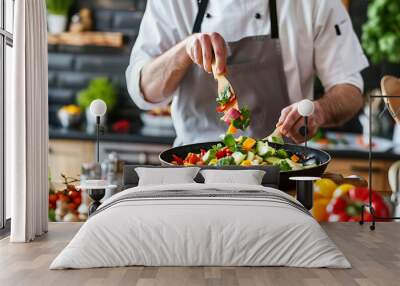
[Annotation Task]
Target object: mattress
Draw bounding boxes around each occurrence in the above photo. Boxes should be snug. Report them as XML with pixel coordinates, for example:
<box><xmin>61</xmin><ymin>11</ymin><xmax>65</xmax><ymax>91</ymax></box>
<box><xmin>50</xmin><ymin>183</ymin><xmax>351</xmax><ymax>269</ymax></box>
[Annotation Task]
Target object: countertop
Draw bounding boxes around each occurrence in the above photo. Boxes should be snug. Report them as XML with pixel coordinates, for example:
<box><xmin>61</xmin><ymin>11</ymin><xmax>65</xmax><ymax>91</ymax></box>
<box><xmin>49</xmin><ymin>126</ymin><xmax>175</xmax><ymax>145</ymax></box>
<box><xmin>49</xmin><ymin>126</ymin><xmax>400</xmax><ymax>160</ymax></box>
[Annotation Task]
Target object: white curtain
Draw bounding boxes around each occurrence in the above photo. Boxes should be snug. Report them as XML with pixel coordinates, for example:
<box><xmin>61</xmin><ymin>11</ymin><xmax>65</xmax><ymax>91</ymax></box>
<box><xmin>8</xmin><ymin>0</ymin><xmax>48</xmax><ymax>242</ymax></box>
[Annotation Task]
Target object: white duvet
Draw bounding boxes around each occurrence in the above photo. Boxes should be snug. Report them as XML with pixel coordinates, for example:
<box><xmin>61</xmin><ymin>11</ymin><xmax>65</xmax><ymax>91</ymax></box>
<box><xmin>50</xmin><ymin>183</ymin><xmax>351</xmax><ymax>269</ymax></box>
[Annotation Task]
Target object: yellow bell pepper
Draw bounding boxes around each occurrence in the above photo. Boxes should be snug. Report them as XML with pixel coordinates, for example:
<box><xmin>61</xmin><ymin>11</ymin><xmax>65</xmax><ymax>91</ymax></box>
<box><xmin>242</xmin><ymin>137</ymin><xmax>256</xmax><ymax>151</ymax></box>
<box><xmin>241</xmin><ymin>160</ymin><xmax>252</xmax><ymax>166</ymax></box>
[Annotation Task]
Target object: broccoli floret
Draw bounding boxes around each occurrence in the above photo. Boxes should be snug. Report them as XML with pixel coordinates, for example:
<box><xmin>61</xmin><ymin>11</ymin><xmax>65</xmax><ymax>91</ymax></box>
<box><xmin>274</xmin><ymin>159</ymin><xmax>292</xmax><ymax>171</ymax></box>
<box><xmin>276</xmin><ymin>149</ymin><xmax>289</xmax><ymax>159</ymax></box>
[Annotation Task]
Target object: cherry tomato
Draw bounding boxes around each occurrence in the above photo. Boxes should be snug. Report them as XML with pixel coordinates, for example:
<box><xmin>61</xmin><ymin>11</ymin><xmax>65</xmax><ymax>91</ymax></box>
<box><xmin>49</xmin><ymin>194</ymin><xmax>58</xmax><ymax>204</ymax></box>
<box><xmin>59</xmin><ymin>193</ymin><xmax>70</xmax><ymax>202</ymax></box>
<box><xmin>68</xmin><ymin>190</ymin><xmax>79</xmax><ymax>200</ymax></box>
<box><xmin>67</xmin><ymin>185</ymin><xmax>76</xmax><ymax>192</ymax></box>
<box><xmin>68</xmin><ymin>202</ymin><xmax>78</xmax><ymax>211</ymax></box>
<box><xmin>73</xmin><ymin>197</ymin><xmax>82</xmax><ymax>206</ymax></box>
<box><xmin>49</xmin><ymin>202</ymin><xmax>56</xmax><ymax>210</ymax></box>
<box><xmin>200</xmin><ymin>149</ymin><xmax>207</xmax><ymax>156</ymax></box>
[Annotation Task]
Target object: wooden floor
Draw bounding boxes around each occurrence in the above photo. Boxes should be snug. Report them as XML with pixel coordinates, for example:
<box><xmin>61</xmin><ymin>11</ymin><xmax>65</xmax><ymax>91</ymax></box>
<box><xmin>0</xmin><ymin>222</ymin><xmax>399</xmax><ymax>286</ymax></box>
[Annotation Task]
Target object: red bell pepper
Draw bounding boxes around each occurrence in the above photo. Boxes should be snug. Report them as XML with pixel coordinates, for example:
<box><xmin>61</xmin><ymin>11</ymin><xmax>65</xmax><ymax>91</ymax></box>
<box><xmin>372</xmin><ymin>200</ymin><xmax>390</xmax><ymax>219</ymax></box>
<box><xmin>216</xmin><ymin>95</ymin><xmax>237</xmax><ymax>113</ymax></box>
<box><xmin>326</xmin><ymin>197</ymin><xmax>347</xmax><ymax>214</ymax></box>
<box><xmin>323</xmin><ymin>186</ymin><xmax>390</xmax><ymax>222</ymax></box>
<box><xmin>186</xmin><ymin>153</ymin><xmax>201</xmax><ymax>165</ymax></box>
<box><xmin>349</xmin><ymin>187</ymin><xmax>369</xmax><ymax>202</ymax></box>
<box><xmin>172</xmin><ymin>154</ymin><xmax>184</xmax><ymax>165</ymax></box>
<box><xmin>215</xmin><ymin>147</ymin><xmax>232</xmax><ymax>159</ymax></box>
<box><xmin>328</xmin><ymin>211</ymin><xmax>350</xmax><ymax>222</ymax></box>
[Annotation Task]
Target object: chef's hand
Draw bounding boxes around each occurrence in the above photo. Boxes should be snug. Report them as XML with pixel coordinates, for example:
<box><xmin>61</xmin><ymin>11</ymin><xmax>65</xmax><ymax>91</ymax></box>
<box><xmin>277</xmin><ymin>101</ymin><xmax>326</xmax><ymax>144</ymax></box>
<box><xmin>185</xmin><ymin>32</ymin><xmax>227</xmax><ymax>75</ymax></box>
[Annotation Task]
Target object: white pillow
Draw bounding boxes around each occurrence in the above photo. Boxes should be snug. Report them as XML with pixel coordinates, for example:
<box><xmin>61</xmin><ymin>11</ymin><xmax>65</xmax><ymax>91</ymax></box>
<box><xmin>135</xmin><ymin>167</ymin><xmax>200</xmax><ymax>186</ymax></box>
<box><xmin>200</xmin><ymin>169</ymin><xmax>266</xmax><ymax>185</ymax></box>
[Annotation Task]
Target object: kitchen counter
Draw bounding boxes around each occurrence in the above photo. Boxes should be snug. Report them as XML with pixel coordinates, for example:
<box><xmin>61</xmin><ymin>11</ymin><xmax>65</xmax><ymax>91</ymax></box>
<box><xmin>322</xmin><ymin>148</ymin><xmax>400</xmax><ymax>160</ymax></box>
<box><xmin>49</xmin><ymin>126</ymin><xmax>175</xmax><ymax>145</ymax></box>
<box><xmin>49</xmin><ymin>127</ymin><xmax>400</xmax><ymax>160</ymax></box>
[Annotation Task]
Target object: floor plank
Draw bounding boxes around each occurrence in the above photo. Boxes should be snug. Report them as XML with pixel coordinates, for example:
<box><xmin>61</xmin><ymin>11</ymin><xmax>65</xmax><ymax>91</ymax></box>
<box><xmin>0</xmin><ymin>222</ymin><xmax>399</xmax><ymax>286</ymax></box>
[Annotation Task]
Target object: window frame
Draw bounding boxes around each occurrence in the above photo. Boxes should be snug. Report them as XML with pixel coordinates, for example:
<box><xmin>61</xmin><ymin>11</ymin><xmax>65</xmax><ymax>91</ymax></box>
<box><xmin>0</xmin><ymin>0</ymin><xmax>13</xmax><ymax>232</ymax></box>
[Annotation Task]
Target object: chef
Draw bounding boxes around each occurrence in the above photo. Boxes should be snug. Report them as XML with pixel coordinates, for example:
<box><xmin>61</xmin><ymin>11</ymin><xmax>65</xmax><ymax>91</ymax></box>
<box><xmin>126</xmin><ymin>0</ymin><xmax>369</xmax><ymax>146</ymax></box>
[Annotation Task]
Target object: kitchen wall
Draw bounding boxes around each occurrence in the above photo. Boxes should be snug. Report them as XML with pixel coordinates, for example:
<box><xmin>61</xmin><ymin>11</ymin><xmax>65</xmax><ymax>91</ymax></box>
<box><xmin>48</xmin><ymin>0</ymin><xmax>396</xmax><ymax>134</ymax></box>
<box><xmin>48</xmin><ymin>0</ymin><xmax>146</xmax><ymax>126</ymax></box>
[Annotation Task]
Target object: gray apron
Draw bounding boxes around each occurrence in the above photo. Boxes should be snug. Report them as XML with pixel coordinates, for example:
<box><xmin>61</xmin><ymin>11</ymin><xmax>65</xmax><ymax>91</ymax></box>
<box><xmin>172</xmin><ymin>0</ymin><xmax>290</xmax><ymax>146</ymax></box>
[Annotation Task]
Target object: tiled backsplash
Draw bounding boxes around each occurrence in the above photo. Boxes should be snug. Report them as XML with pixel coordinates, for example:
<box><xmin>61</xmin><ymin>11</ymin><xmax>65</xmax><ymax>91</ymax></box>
<box><xmin>48</xmin><ymin>3</ymin><xmax>147</xmax><ymax>125</ymax></box>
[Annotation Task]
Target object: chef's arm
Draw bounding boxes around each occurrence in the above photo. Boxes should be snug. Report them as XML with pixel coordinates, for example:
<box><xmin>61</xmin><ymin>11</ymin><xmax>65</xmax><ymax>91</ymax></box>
<box><xmin>317</xmin><ymin>84</ymin><xmax>363</xmax><ymax>127</ymax></box>
<box><xmin>140</xmin><ymin>33</ymin><xmax>227</xmax><ymax>104</ymax></box>
<box><xmin>279</xmin><ymin>84</ymin><xmax>363</xmax><ymax>143</ymax></box>
<box><xmin>140</xmin><ymin>40</ymin><xmax>192</xmax><ymax>104</ymax></box>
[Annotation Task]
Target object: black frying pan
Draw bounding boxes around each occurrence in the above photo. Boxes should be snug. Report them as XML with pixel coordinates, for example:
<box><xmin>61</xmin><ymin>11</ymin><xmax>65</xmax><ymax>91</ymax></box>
<box><xmin>159</xmin><ymin>141</ymin><xmax>331</xmax><ymax>191</ymax></box>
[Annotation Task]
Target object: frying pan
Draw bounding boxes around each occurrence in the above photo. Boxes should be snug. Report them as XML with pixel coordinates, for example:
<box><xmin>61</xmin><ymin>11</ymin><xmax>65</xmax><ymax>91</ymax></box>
<box><xmin>159</xmin><ymin>141</ymin><xmax>331</xmax><ymax>191</ymax></box>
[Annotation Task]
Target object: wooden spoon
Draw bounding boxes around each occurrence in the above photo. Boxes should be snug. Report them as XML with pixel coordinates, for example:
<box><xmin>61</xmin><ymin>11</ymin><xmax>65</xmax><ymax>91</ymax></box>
<box><xmin>212</xmin><ymin>63</ymin><xmax>239</xmax><ymax>110</ymax></box>
<box><xmin>381</xmin><ymin>75</ymin><xmax>400</xmax><ymax>123</ymax></box>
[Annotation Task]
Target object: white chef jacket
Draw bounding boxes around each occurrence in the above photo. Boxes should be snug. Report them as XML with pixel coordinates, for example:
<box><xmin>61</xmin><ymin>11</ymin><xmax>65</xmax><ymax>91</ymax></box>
<box><xmin>126</xmin><ymin>0</ymin><xmax>369</xmax><ymax>110</ymax></box>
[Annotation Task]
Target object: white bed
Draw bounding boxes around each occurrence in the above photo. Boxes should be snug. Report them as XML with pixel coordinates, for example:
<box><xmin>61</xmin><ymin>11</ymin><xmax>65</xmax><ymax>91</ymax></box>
<box><xmin>50</xmin><ymin>183</ymin><xmax>350</xmax><ymax>269</ymax></box>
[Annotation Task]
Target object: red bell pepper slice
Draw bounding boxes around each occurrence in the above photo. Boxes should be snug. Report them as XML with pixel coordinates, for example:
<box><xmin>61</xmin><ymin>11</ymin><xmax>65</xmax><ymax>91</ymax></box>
<box><xmin>216</xmin><ymin>150</ymin><xmax>226</xmax><ymax>159</ymax></box>
<box><xmin>216</xmin><ymin>95</ymin><xmax>237</xmax><ymax>113</ymax></box>
<box><xmin>172</xmin><ymin>154</ymin><xmax>184</xmax><ymax>165</ymax></box>
<box><xmin>187</xmin><ymin>153</ymin><xmax>201</xmax><ymax>165</ymax></box>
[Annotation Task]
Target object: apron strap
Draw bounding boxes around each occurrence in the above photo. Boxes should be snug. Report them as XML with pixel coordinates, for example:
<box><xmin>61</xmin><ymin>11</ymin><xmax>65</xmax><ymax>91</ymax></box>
<box><xmin>192</xmin><ymin>0</ymin><xmax>209</xmax><ymax>33</ymax></box>
<box><xmin>269</xmin><ymin>0</ymin><xmax>279</xmax><ymax>39</ymax></box>
<box><xmin>192</xmin><ymin>0</ymin><xmax>279</xmax><ymax>38</ymax></box>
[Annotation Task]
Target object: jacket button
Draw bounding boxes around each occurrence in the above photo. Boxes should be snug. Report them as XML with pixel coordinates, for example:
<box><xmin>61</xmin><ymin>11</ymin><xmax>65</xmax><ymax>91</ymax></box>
<box><xmin>255</xmin><ymin>13</ymin><xmax>261</xmax><ymax>19</ymax></box>
<box><xmin>206</xmin><ymin>13</ymin><xmax>212</xmax><ymax>18</ymax></box>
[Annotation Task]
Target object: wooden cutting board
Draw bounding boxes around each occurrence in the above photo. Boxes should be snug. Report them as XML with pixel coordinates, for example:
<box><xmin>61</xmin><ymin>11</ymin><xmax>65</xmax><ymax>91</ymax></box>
<box><xmin>48</xmin><ymin>32</ymin><xmax>123</xmax><ymax>48</ymax></box>
<box><xmin>381</xmin><ymin>76</ymin><xmax>400</xmax><ymax>123</ymax></box>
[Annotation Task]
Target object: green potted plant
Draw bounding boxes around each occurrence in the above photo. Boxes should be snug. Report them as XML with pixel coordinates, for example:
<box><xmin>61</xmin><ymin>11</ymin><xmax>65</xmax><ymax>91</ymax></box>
<box><xmin>362</xmin><ymin>0</ymin><xmax>400</xmax><ymax>75</ymax></box>
<box><xmin>46</xmin><ymin>0</ymin><xmax>74</xmax><ymax>34</ymax></box>
<box><xmin>77</xmin><ymin>77</ymin><xmax>118</xmax><ymax>131</ymax></box>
